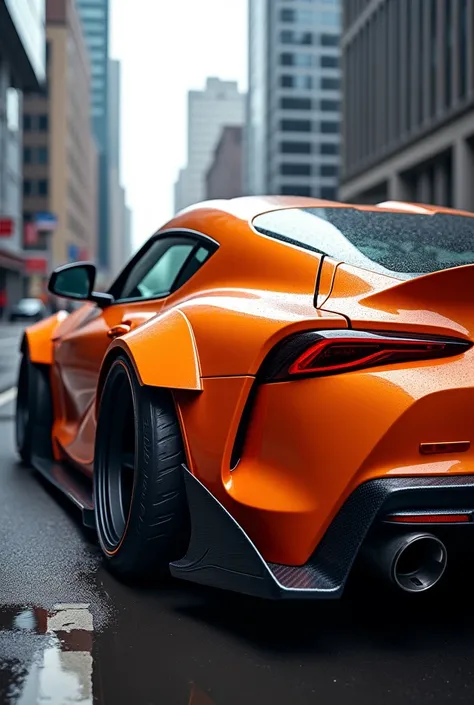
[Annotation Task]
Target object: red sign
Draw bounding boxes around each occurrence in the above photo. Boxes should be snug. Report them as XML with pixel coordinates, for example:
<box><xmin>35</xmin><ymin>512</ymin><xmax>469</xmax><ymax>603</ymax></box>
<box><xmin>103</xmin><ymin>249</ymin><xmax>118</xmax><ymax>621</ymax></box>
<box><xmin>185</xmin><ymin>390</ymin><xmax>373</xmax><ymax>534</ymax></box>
<box><xmin>0</xmin><ymin>218</ymin><xmax>14</xmax><ymax>237</ymax></box>
<box><xmin>24</xmin><ymin>222</ymin><xmax>38</xmax><ymax>245</ymax></box>
<box><xmin>25</xmin><ymin>257</ymin><xmax>47</xmax><ymax>274</ymax></box>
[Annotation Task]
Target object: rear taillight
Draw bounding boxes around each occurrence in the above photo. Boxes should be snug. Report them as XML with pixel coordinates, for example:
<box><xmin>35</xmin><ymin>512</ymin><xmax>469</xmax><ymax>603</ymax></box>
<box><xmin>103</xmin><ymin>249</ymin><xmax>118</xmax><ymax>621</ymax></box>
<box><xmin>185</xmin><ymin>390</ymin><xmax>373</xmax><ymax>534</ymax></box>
<box><xmin>262</xmin><ymin>330</ymin><xmax>472</xmax><ymax>381</ymax></box>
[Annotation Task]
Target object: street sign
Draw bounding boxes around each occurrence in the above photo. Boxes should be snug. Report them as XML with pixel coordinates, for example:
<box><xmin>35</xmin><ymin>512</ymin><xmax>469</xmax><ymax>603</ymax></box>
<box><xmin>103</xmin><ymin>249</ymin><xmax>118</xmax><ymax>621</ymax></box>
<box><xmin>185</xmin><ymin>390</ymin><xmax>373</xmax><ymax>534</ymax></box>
<box><xmin>0</xmin><ymin>218</ymin><xmax>14</xmax><ymax>237</ymax></box>
<box><xmin>34</xmin><ymin>211</ymin><xmax>57</xmax><ymax>231</ymax></box>
<box><xmin>25</xmin><ymin>257</ymin><xmax>47</xmax><ymax>274</ymax></box>
<box><xmin>67</xmin><ymin>244</ymin><xmax>80</xmax><ymax>262</ymax></box>
<box><xmin>24</xmin><ymin>221</ymin><xmax>38</xmax><ymax>245</ymax></box>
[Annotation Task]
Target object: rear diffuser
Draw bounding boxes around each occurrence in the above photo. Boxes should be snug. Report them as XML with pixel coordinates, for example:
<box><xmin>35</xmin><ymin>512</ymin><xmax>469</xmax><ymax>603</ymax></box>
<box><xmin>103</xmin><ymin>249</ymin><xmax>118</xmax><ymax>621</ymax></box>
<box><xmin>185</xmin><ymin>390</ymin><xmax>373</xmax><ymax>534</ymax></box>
<box><xmin>170</xmin><ymin>466</ymin><xmax>341</xmax><ymax>599</ymax></box>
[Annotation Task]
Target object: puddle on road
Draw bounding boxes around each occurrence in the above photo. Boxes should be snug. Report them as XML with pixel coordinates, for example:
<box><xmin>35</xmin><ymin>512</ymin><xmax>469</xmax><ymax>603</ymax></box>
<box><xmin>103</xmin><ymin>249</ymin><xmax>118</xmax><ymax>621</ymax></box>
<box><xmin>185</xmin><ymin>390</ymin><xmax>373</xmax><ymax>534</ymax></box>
<box><xmin>0</xmin><ymin>603</ymin><xmax>218</xmax><ymax>705</ymax></box>
<box><xmin>0</xmin><ymin>603</ymin><xmax>93</xmax><ymax>704</ymax></box>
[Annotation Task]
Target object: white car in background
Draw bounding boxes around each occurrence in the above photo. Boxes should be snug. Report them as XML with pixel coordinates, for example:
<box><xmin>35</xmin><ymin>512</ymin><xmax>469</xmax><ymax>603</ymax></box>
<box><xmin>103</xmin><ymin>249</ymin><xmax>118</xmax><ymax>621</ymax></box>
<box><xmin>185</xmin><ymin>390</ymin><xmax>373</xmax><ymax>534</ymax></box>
<box><xmin>9</xmin><ymin>298</ymin><xmax>47</xmax><ymax>323</ymax></box>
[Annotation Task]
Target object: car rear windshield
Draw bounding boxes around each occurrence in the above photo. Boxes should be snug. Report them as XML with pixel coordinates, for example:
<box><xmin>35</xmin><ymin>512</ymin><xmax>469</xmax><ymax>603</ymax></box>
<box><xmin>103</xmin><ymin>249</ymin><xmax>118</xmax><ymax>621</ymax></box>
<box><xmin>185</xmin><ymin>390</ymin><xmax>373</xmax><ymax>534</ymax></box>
<box><xmin>253</xmin><ymin>207</ymin><xmax>474</xmax><ymax>275</ymax></box>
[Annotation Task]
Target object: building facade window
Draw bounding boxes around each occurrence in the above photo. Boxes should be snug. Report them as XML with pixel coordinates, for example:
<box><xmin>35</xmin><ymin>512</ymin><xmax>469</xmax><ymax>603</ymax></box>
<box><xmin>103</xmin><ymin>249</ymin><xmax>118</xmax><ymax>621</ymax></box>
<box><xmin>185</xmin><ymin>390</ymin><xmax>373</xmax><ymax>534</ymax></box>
<box><xmin>281</xmin><ymin>141</ymin><xmax>312</xmax><ymax>154</ymax></box>
<box><xmin>321</xmin><ymin>34</ymin><xmax>339</xmax><ymax>47</ymax></box>
<box><xmin>281</xmin><ymin>119</ymin><xmax>312</xmax><ymax>132</ymax></box>
<box><xmin>280</xmin><ymin>97</ymin><xmax>312</xmax><ymax>110</ymax></box>
<box><xmin>320</xmin><ymin>142</ymin><xmax>339</xmax><ymax>155</ymax></box>
<box><xmin>320</xmin><ymin>186</ymin><xmax>337</xmax><ymax>199</ymax></box>
<box><xmin>38</xmin><ymin>147</ymin><xmax>48</xmax><ymax>164</ymax></box>
<box><xmin>320</xmin><ymin>55</ymin><xmax>340</xmax><ymax>69</ymax></box>
<box><xmin>320</xmin><ymin>164</ymin><xmax>339</xmax><ymax>177</ymax></box>
<box><xmin>320</xmin><ymin>99</ymin><xmax>340</xmax><ymax>111</ymax></box>
<box><xmin>321</xmin><ymin>77</ymin><xmax>340</xmax><ymax>90</ymax></box>
<box><xmin>38</xmin><ymin>115</ymin><xmax>49</xmax><ymax>130</ymax></box>
<box><xmin>281</xmin><ymin>30</ymin><xmax>313</xmax><ymax>45</ymax></box>
<box><xmin>321</xmin><ymin>121</ymin><xmax>339</xmax><ymax>133</ymax></box>
<box><xmin>281</xmin><ymin>185</ymin><xmax>312</xmax><ymax>196</ymax></box>
<box><xmin>280</xmin><ymin>163</ymin><xmax>312</xmax><ymax>176</ymax></box>
<box><xmin>280</xmin><ymin>53</ymin><xmax>313</xmax><ymax>67</ymax></box>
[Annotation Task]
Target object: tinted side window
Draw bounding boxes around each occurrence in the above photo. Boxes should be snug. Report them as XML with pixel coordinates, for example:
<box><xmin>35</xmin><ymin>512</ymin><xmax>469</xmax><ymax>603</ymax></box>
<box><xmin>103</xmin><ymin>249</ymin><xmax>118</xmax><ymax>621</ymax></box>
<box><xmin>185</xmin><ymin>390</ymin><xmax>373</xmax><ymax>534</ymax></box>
<box><xmin>110</xmin><ymin>234</ymin><xmax>216</xmax><ymax>302</ymax></box>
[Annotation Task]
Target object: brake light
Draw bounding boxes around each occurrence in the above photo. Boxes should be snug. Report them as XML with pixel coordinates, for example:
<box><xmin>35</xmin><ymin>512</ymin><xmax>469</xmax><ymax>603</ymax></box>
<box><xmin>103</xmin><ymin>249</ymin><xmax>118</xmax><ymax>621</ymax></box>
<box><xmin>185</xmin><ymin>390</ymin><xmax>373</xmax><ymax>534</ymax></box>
<box><xmin>386</xmin><ymin>512</ymin><xmax>471</xmax><ymax>524</ymax></box>
<box><xmin>262</xmin><ymin>330</ymin><xmax>471</xmax><ymax>381</ymax></box>
<box><xmin>289</xmin><ymin>337</ymin><xmax>460</xmax><ymax>376</ymax></box>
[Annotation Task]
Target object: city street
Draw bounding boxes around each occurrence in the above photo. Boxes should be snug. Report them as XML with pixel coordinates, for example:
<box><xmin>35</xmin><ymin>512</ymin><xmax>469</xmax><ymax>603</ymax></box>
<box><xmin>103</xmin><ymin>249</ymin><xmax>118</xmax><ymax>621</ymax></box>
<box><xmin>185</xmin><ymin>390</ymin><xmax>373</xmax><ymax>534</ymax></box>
<box><xmin>0</xmin><ymin>326</ymin><xmax>472</xmax><ymax>703</ymax></box>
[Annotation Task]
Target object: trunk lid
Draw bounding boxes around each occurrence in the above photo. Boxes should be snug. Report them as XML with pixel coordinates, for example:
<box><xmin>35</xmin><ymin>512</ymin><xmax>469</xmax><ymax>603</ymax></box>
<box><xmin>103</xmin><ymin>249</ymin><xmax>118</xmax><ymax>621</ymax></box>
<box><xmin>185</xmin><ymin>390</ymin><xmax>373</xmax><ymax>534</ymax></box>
<box><xmin>320</xmin><ymin>262</ymin><xmax>474</xmax><ymax>341</ymax></box>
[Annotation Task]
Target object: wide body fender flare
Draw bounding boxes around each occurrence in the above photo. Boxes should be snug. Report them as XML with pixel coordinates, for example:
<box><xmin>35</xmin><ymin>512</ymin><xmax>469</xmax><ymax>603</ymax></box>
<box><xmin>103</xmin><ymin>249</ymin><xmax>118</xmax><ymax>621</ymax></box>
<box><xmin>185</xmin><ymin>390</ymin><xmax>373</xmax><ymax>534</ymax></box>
<box><xmin>22</xmin><ymin>311</ymin><xmax>69</xmax><ymax>365</ymax></box>
<box><xmin>98</xmin><ymin>309</ymin><xmax>202</xmax><ymax>405</ymax></box>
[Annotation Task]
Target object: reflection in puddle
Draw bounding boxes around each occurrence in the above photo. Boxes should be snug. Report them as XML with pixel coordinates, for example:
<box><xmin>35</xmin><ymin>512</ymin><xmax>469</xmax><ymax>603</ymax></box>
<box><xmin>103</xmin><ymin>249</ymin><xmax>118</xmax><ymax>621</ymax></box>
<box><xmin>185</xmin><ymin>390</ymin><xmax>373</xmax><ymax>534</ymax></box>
<box><xmin>0</xmin><ymin>603</ymin><xmax>93</xmax><ymax>704</ymax></box>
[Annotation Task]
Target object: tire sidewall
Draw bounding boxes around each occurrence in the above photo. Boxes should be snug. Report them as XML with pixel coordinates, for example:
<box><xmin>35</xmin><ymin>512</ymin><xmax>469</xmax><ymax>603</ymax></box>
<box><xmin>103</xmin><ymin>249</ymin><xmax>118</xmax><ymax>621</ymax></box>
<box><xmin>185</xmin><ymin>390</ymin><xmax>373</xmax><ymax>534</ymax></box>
<box><xmin>94</xmin><ymin>354</ymin><xmax>187</xmax><ymax>577</ymax></box>
<box><xmin>15</xmin><ymin>353</ymin><xmax>36</xmax><ymax>462</ymax></box>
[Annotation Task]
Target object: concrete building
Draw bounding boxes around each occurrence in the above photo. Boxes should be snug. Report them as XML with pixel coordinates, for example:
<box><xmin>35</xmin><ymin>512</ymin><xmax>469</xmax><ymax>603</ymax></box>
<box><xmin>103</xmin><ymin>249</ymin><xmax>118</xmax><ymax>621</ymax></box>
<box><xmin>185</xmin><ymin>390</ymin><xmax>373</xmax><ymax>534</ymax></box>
<box><xmin>22</xmin><ymin>0</ymin><xmax>98</xmax><ymax>297</ymax></box>
<box><xmin>108</xmin><ymin>59</ymin><xmax>125</xmax><ymax>278</ymax></box>
<box><xmin>0</xmin><ymin>0</ymin><xmax>46</xmax><ymax>308</ymax></box>
<box><xmin>246</xmin><ymin>0</ymin><xmax>342</xmax><ymax>199</ymax></box>
<box><xmin>206</xmin><ymin>126</ymin><xmax>244</xmax><ymax>200</ymax></box>
<box><xmin>124</xmin><ymin>204</ymin><xmax>133</xmax><ymax>258</ymax></box>
<box><xmin>107</xmin><ymin>58</ymin><xmax>132</xmax><ymax>279</ymax></box>
<box><xmin>76</xmin><ymin>0</ymin><xmax>110</xmax><ymax>272</ymax></box>
<box><xmin>340</xmin><ymin>0</ymin><xmax>474</xmax><ymax>211</ymax></box>
<box><xmin>174</xmin><ymin>78</ymin><xmax>245</xmax><ymax>213</ymax></box>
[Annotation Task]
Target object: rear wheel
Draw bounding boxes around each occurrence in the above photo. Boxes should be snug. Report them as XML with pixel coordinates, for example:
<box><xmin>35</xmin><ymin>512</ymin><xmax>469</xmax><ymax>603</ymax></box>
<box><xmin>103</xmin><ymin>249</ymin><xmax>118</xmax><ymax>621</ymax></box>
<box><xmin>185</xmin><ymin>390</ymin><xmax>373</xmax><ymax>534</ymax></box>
<box><xmin>93</xmin><ymin>354</ymin><xmax>190</xmax><ymax>581</ymax></box>
<box><xmin>15</xmin><ymin>348</ymin><xmax>53</xmax><ymax>465</ymax></box>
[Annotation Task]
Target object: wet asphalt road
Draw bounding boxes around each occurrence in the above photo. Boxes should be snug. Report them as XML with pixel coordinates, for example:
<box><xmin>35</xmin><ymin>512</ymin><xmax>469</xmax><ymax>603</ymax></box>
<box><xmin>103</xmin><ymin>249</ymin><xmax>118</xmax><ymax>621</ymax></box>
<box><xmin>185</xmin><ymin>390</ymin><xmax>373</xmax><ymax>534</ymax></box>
<box><xmin>1</xmin><ymin>328</ymin><xmax>474</xmax><ymax>702</ymax></box>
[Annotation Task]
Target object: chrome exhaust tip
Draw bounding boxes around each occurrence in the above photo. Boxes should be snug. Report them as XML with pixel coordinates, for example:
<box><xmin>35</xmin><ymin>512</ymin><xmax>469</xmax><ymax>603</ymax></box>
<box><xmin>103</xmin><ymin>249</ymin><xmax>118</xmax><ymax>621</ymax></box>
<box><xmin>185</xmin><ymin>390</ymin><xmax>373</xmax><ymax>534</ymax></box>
<box><xmin>363</xmin><ymin>532</ymin><xmax>447</xmax><ymax>593</ymax></box>
<box><xmin>392</xmin><ymin>533</ymin><xmax>447</xmax><ymax>593</ymax></box>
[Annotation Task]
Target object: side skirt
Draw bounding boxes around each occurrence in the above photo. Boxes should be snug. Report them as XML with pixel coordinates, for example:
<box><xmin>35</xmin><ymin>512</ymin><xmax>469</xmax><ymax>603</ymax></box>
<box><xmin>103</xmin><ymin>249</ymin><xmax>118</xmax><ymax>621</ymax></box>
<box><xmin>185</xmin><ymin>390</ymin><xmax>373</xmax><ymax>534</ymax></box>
<box><xmin>31</xmin><ymin>454</ymin><xmax>95</xmax><ymax>529</ymax></box>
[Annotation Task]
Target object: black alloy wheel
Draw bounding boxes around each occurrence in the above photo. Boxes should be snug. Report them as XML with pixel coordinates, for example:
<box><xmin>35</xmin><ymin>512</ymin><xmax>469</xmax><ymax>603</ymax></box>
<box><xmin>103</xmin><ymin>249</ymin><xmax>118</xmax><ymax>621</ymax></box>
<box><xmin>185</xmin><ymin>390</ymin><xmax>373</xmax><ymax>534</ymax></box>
<box><xmin>94</xmin><ymin>354</ymin><xmax>190</xmax><ymax>581</ymax></box>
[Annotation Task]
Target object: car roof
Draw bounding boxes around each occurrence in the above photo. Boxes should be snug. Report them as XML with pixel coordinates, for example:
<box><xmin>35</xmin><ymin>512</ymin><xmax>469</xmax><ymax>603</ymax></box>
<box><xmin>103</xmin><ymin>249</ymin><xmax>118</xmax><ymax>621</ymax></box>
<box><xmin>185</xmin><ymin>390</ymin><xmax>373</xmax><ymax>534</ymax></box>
<box><xmin>173</xmin><ymin>196</ymin><xmax>474</xmax><ymax>223</ymax></box>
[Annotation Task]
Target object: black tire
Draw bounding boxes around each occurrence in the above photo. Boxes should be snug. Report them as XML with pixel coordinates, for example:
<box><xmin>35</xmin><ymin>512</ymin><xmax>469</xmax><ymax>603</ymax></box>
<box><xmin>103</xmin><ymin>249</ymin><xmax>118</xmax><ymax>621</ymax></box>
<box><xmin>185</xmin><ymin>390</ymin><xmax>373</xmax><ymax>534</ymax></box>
<box><xmin>94</xmin><ymin>353</ymin><xmax>190</xmax><ymax>581</ymax></box>
<box><xmin>15</xmin><ymin>349</ymin><xmax>53</xmax><ymax>465</ymax></box>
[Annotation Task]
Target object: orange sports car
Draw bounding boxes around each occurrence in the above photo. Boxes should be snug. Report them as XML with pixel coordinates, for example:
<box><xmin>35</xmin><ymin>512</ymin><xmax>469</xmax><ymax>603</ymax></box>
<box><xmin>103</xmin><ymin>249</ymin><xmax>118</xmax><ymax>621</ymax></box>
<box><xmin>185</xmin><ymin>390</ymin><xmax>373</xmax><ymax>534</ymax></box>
<box><xmin>16</xmin><ymin>196</ymin><xmax>474</xmax><ymax>598</ymax></box>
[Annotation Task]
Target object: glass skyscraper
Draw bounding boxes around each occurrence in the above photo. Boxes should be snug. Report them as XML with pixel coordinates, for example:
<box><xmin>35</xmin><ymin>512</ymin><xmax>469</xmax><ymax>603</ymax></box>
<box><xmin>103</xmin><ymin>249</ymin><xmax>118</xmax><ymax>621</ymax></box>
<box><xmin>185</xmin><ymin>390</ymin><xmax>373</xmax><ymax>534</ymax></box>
<box><xmin>246</xmin><ymin>0</ymin><xmax>342</xmax><ymax>199</ymax></box>
<box><xmin>75</xmin><ymin>0</ymin><xmax>110</xmax><ymax>271</ymax></box>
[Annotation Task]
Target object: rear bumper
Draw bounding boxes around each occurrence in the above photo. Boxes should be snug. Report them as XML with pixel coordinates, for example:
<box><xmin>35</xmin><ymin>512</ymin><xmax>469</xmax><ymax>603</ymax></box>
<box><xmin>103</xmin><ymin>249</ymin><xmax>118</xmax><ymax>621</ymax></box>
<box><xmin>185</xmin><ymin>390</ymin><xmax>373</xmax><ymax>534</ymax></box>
<box><xmin>171</xmin><ymin>468</ymin><xmax>474</xmax><ymax>599</ymax></box>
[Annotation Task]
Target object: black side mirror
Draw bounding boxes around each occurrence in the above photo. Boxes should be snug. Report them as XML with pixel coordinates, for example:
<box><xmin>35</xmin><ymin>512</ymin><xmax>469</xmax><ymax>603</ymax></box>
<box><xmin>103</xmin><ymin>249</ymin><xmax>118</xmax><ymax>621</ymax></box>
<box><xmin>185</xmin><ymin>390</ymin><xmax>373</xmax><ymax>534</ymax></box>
<box><xmin>48</xmin><ymin>262</ymin><xmax>114</xmax><ymax>308</ymax></box>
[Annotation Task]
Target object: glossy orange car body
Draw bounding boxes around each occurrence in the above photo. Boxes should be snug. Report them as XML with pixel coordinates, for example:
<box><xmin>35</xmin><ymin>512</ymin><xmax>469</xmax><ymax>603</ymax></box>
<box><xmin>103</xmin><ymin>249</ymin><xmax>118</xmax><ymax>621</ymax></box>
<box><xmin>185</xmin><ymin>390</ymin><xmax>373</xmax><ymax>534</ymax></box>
<box><xmin>20</xmin><ymin>196</ymin><xmax>474</xmax><ymax>598</ymax></box>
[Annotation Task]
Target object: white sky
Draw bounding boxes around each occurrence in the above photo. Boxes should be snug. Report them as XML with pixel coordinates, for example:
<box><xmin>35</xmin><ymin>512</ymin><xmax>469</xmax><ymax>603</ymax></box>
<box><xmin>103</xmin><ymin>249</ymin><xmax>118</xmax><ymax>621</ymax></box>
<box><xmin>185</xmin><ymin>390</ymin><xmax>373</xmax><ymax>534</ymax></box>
<box><xmin>109</xmin><ymin>0</ymin><xmax>248</xmax><ymax>249</ymax></box>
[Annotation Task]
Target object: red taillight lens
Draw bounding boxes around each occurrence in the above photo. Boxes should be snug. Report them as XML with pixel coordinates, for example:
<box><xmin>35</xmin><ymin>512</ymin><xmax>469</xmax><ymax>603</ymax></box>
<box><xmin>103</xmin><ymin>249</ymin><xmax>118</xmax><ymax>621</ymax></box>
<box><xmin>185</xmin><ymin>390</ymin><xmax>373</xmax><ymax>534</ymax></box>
<box><xmin>288</xmin><ymin>337</ymin><xmax>457</xmax><ymax>376</ymax></box>
<box><xmin>262</xmin><ymin>330</ymin><xmax>472</xmax><ymax>381</ymax></box>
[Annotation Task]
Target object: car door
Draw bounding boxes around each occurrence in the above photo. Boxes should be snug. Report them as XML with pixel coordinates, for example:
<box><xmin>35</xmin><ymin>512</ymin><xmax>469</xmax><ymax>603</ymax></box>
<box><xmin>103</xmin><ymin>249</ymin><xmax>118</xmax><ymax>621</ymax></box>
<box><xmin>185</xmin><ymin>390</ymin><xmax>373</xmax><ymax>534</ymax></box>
<box><xmin>53</xmin><ymin>233</ymin><xmax>210</xmax><ymax>469</ymax></box>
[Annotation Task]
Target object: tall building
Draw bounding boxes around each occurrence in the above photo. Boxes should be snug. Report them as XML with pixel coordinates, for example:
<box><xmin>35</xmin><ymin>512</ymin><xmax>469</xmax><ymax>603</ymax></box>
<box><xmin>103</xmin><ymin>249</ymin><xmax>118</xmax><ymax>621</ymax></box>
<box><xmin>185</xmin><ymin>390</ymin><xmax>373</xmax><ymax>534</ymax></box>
<box><xmin>340</xmin><ymin>0</ymin><xmax>474</xmax><ymax>211</ymax></box>
<box><xmin>108</xmin><ymin>58</ymin><xmax>124</xmax><ymax>277</ymax></box>
<box><xmin>22</xmin><ymin>0</ymin><xmax>98</xmax><ymax>297</ymax></box>
<box><xmin>107</xmin><ymin>58</ymin><xmax>132</xmax><ymax>278</ymax></box>
<box><xmin>246</xmin><ymin>0</ymin><xmax>342</xmax><ymax>199</ymax></box>
<box><xmin>206</xmin><ymin>126</ymin><xmax>244</xmax><ymax>200</ymax></box>
<box><xmin>76</xmin><ymin>0</ymin><xmax>110</xmax><ymax>272</ymax></box>
<box><xmin>174</xmin><ymin>78</ymin><xmax>245</xmax><ymax>213</ymax></box>
<box><xmin>0</xmin><ymin>0</ymin><xmax>46</xmax><ymax>307</ymax></box>
<box><xmin>124</xmin><ymin>204</ymin><xmax>133</xmax><ymax>258</ymax></box>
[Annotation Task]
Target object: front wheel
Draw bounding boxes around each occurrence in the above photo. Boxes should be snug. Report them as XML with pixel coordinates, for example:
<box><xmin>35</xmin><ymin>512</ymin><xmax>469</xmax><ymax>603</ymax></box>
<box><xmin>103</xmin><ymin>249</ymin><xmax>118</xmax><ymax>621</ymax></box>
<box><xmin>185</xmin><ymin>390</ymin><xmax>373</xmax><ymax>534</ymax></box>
<box><xmin>93</xmin><ymin>354</ymin><xmax>190</xmax><ymax>581</ymax></box>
